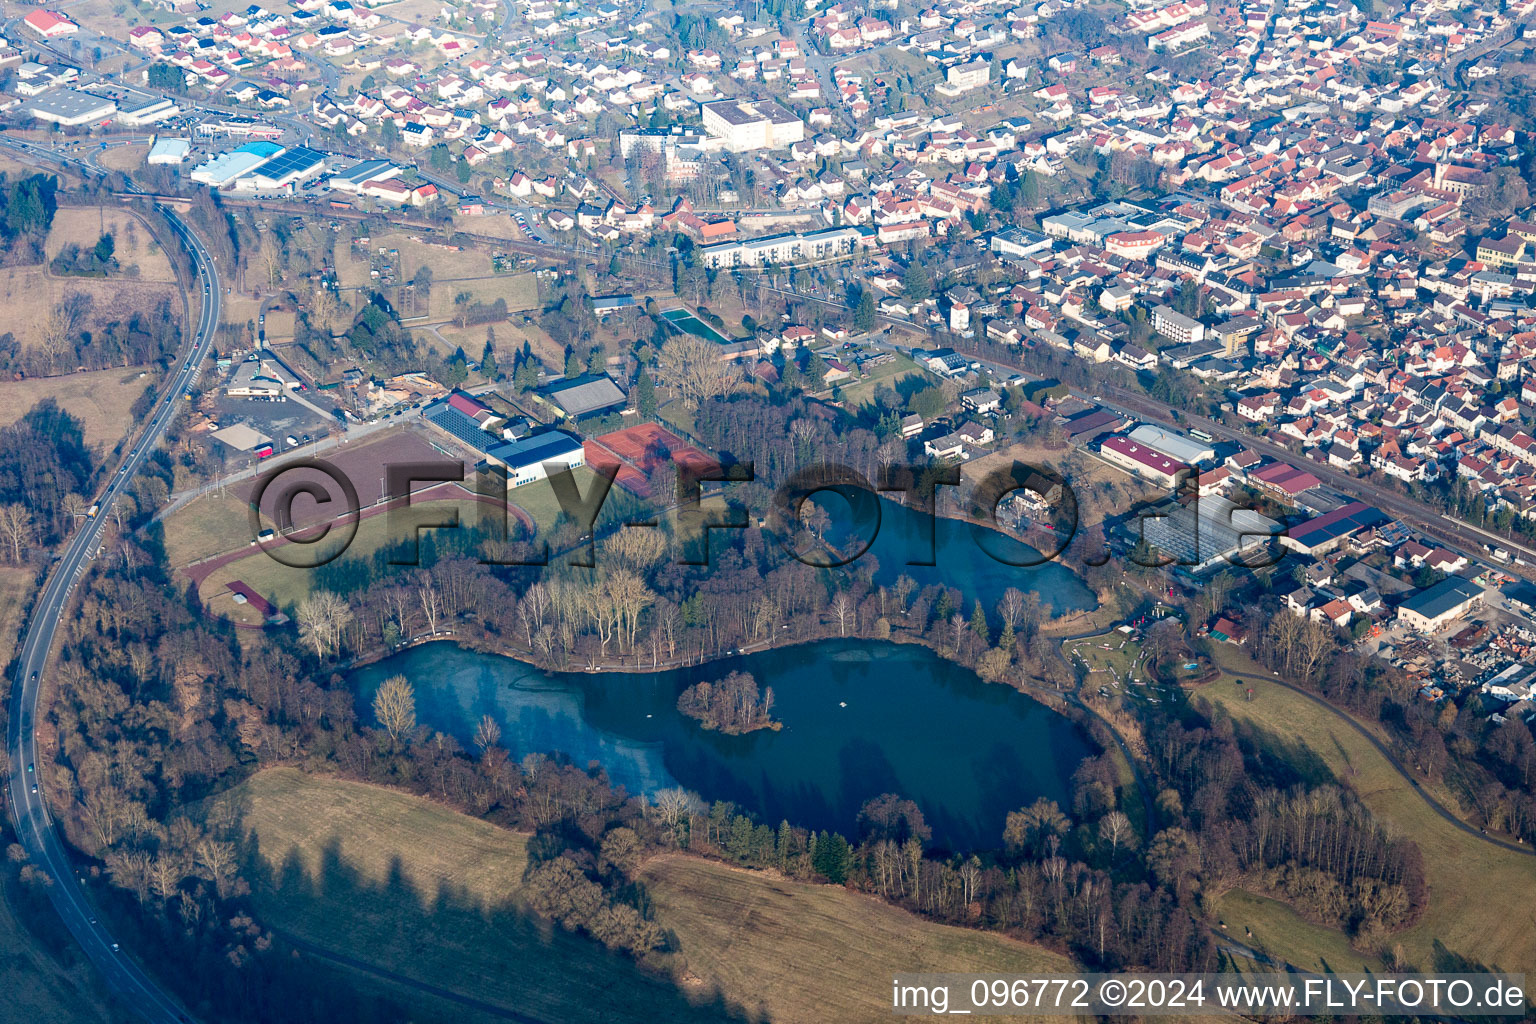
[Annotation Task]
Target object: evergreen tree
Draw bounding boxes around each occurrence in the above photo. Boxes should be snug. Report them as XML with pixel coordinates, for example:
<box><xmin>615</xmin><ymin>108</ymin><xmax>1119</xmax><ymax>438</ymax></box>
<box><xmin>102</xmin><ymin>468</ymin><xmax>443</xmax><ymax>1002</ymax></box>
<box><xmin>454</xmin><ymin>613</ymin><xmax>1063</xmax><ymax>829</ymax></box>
<box><xmin>480</xmin><ymin>332</ymin><xmax>499</xmax><ymax>379</ymax></box>
<box><xmin>564</xmin><ymin>349</ymin><xmax>583</xmax><ymax>377</ymax></box>
<box><xmin>903</xmin><ymin>262</ymin><xmax>932</xmax><ymax>302</ymax></box>
<box><xmin>853</xmin><ymin>289</ymin><xmax>877</xmax><ymax>333</ymax></box>
<box><xmin>514</xmin><ymin>357</ymin><xmax>539</xmax><ymax>392</ymax></box>
<box><xmin>440</xmin><ymin>348</ymin><xmax>469</xmax><ymax>387</ymax></box>
<box><xmin>970</xmin><ymin>600</ymin><xmax>989</xmax><ymax>643</ymax></box>
<box><xmin>811</xmin><ymin>831</ymin><xmax>850</xmax><ymax>884</ymax></box>
<box><xmin>635</xmin><ymin>368</ymin><xmax>657</xmax><ymax>417</ymax></box>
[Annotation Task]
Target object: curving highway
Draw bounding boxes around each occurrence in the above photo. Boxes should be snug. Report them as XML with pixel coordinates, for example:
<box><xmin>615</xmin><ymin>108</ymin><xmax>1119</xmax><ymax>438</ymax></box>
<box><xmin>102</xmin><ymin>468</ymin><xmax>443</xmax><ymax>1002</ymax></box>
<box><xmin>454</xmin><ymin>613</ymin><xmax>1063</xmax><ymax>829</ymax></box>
<box><xmin>2</xmin><ymin>136</ymin><xmax>214</xmax><ymax>1023</ymax></box>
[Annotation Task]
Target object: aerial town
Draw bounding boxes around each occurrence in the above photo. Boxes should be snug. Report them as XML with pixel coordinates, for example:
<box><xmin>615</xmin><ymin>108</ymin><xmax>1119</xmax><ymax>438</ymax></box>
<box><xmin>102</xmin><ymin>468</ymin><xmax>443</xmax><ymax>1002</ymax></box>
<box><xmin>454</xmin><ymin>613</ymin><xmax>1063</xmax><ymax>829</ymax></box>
<box><xmin>2</xmin><ymin>0</ymin><xmax>1536</xmax><ymax>1017</ymax></box>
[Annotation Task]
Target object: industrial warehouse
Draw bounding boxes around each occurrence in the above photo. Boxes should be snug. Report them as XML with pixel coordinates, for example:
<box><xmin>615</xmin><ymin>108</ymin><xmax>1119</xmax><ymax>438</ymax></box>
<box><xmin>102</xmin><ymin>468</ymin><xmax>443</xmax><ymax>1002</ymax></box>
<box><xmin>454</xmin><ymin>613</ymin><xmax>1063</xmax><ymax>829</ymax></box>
<box><xmin>189</xmin><ymin>142</ymin><xmax>325</xmax><ymax>191</ymax></box>
<box><xmin>24</xmin><ymin>87</ymin><xmax>116</xmax><ymax>126</ymax></box>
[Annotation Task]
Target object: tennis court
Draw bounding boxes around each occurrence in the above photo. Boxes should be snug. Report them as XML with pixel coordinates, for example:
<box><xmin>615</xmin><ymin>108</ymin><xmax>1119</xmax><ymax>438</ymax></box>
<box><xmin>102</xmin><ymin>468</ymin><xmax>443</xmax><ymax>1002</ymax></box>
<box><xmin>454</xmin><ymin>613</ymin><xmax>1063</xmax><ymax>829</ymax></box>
<box><xmin>588</xmin><ymin>424</ymin><xmax>717</xmax><ymax>498</ymax></box>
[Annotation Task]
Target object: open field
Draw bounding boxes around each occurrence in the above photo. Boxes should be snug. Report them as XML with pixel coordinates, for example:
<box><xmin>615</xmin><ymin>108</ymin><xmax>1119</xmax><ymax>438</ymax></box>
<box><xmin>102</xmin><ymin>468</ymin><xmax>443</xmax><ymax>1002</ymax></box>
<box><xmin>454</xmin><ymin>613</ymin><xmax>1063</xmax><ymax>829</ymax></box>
<box><xmin>837</xmin><ymin>353</ymin><xmax>930</xmax><ymax>407</ymax></box>
<box><xmin>216</xmin><ymin>769</ymin><xmax>1078</xmax><ymax>1024</ymax></box>
<box><xmin>46</xmin><ymin>207</ymin><xmax>176</xmax><ymax>281</ymax></box>
<box><xmin>0</xmin><ymin>266</ymin><xmax>180</xmax><ymax>352</ymax></box>
<box><xmin>193</xmin><ymin>492</ymin><xmax>489</xmax><ymax>613</ymax></box>
<box><xmin>337</xmin><ymin>232</ymin><xmax>495</xmax><ymax>290</ymax></box>
<box><xmin>642</xmin><ymin>854</ymin><xmax>1074</xmax><ymax>1023</ymax></box>
<box><xmin>0</xmin><ymin>366</ymin><xmax>153</xmax><ymax>451</ymax></box>
<box><xmin>0</xmin><ymin>566</ymin><xmax>36</xmax><ymax>674</ymax></box>
<box><xmin>1196</xmin><ymin>656</ymin><xmax>1536</xmax><ymax>973</ymax></box>
<box><xmin>1211</xmin><ymin>888</ymin><xmax>1384</xmax><ymax>974</ymax></box>
<box><xmin>334</xmin><ymin>233</ymin><xmax>540</xmax><ymax>320</ymax></box>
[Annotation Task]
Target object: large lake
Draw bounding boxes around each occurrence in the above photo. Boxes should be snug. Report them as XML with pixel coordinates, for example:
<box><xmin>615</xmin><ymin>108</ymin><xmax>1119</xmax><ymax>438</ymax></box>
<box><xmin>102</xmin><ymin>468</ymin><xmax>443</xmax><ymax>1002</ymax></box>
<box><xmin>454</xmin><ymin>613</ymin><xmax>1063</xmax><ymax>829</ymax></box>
<box><xmin>354</xmin><ymin>640</ymin><xmax>1093</xmax><ymax>851</ymax></box>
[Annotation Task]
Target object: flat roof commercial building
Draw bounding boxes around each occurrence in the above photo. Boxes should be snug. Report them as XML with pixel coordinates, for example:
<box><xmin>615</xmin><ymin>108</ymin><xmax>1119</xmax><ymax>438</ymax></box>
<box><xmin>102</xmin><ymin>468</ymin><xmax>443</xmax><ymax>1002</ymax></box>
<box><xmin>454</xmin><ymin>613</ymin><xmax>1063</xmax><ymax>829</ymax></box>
<box><xmin>118</xmin><ymin>97</ymin><xmax>179</xmax><ymax>125</ymax></box>
<box><xmin>328</xmin><ymin>157</ymin><xmax>399</xmax><ymax>192</ymax></box>
<box><xmin>237</xmin><ymin>146</ymin><xmax>326</xmax><ymax>190</ymax></box>
<box><xmin>191</xmin><ymin>141</ymin><xmax>284</xmax><ymax>187</ymax></box>
<box><xmin>485</xmin><ymin>431</ymin><xmax>586</xmax><ymax>488</ymax></box>
<box><xmin>700</xmin><ymin>97</ymin><xmax>804</xmax><ymax>152</ymax></box>
<box><xmin>25</xmin><ymin>88</ymin><xmax>116</xmax><ymax>126</ymax></box>
<box><xmin>1127</xmin><ymin>423</ymin><xmax>1216</xmax><ymax>466</ymax></box>
<box><xmin>147</xmin><ymin>137</ymin><xmax>191</xmax><ymax>164</ymax></box>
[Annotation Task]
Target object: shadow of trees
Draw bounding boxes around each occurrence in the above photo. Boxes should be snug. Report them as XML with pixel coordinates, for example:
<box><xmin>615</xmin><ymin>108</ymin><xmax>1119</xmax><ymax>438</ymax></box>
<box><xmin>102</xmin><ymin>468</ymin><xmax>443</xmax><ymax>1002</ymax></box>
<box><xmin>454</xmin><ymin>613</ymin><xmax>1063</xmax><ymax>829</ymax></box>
<box><xmin>238</xmin><ymin>832</ymin><xmax>761</xmax><ymax>1024</ymax></box>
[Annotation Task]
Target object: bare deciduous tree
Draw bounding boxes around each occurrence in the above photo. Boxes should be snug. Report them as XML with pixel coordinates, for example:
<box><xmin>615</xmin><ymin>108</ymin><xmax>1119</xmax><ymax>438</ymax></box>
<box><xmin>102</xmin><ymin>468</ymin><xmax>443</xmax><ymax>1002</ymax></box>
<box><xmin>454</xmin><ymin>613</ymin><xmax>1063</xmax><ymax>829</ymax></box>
<box><xmin>296</xmin><ymin>590</ymin><xmax>353</xmax><ymax>659</ymax></box>
<box><xmin>1099</xmin><ymin>810</ymin><xmax>1135</xmax><ymax>858</ymax></box>
<box><xmin>372</xmin><ymin>674</ymin><xmax>417</xmax><ymax>742</ymax></box>
<box><xmin>655</xmin><ymin>334</ymin><xmax>743</xmax><ymax>406</ymax></box>
<box><xmin>0</xmin><ymin>504</ymin><xmax>34</xmax><ymax>563</ymax></box>
<box><xmin>830</xmin><ymin>592</ymin><xmax>853</xmax><ymax>637</ymax></box>
<box><xmin>473</xmin><ymin>713</ymin><xmax>501</xmax><ymax>755</ymax></box>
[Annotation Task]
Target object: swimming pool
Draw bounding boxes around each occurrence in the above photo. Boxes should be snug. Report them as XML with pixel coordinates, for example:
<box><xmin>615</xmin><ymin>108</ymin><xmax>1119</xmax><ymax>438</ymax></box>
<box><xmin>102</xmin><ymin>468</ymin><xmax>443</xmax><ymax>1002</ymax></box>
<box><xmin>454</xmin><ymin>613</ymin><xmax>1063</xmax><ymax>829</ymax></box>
<box><xmin>660</xmin><ymin>307</ymin><xmax>731</xmax><ymax>345</ymax></box>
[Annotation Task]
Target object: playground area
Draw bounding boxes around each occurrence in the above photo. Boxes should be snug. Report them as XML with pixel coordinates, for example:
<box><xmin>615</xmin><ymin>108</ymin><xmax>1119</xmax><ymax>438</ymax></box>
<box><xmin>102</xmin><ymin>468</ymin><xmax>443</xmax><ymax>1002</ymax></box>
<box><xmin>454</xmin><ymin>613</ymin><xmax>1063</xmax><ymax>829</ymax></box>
<box><xmin>1066</xmin><ymin>629</ymin><xmax>1154</xmax><ymax>698</ymax></box>
<box><xmin>1065</xmin><ymin>610</ymin><xmax>1210</xmax><ymax>704</ymax></box>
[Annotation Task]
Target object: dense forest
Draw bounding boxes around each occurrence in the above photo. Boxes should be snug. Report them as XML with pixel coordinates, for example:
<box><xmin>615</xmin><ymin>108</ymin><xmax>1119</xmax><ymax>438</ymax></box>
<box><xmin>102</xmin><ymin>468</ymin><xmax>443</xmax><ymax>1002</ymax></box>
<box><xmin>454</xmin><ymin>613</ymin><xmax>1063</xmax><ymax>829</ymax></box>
<box><xmin>0</xmin><ymin>400</ymin><xmax>95</xmax><ymax>552</ymax></box>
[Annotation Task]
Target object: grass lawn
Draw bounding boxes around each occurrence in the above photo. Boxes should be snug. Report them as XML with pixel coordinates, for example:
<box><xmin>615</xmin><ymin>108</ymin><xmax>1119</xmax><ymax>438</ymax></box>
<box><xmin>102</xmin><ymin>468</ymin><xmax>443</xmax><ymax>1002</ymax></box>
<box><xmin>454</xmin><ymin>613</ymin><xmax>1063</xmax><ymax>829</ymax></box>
<box><xmin>209</xmin><ymin>769</ymin><xmax>730</xmax><ymax>1024</ymax></box>
<box><xmin>962</xmin><ymin>442</ymin><xmax>1160</xmax><ymax>525</ymax></box>
<box><xmin>217</xmin><ymin>769</ymin><xmax>1077</xmax><ymax>1024</ymax></box>
<box><xmin>1196</xmin><ymin>657</ymin><xmax>1536</xmax><ymax>973</ymax></box>
<box><xmin>507</xmin><ymin>465</ymin><xmax>601</xmax><ymax>532</ymax></box>
<box><xmin>0</xmin><ymin>366</ymin><xmax>153</xmax><ymax>452</ymax></box>
<box><xmin>0</xmin><ymin>879</ymin><xmax>117</xmax><ymax>1024</ymax></box>
<box><xmin>0</xmin><ymin>566</ymin><xmax>35</xmax><ymax>685</ymax></box>
<box><xmin>1065</xmin><ymin>632</ymin><xmax>1147</xmax><ymax>688</ymax></box>
<box><xmin>95</xmin><ymin>144</ymin><xmax>149</xmax><ymax>173</ymax></box>
<box><xmin>161</xmin><ymin>491</ymin><xmax>251</xmax><ymax>570</ymax></box>
<box><xmin>1211</xmin><ymin>888</ymin><xmax>1383</xmax><ymax>974</ymax></box>
<box><xmin>46</xmin><ymin>207</ymin><xmax>176</xmax><ymax>282</ymax></box>
<box><xmin>658</xmin><ymin>400</ymin><xmax>698</xmax><ymax>440</ymax></box>
<box><xmin>838</xmin><ymin>354</ymin><xmax>930</xmax><ymax>408</ymax></box>
<box><xmin>642</xmin><ymin>853</ymin><xmax>1074</xmax><ymax>1024</ymax></box>
<box><xmin>196</xmin><ymin>494</ymin><xmax>491</xmax><ymax>611</ymax></box>
<box><xmin>191</xmin><ymin>472</ymin><xmax>586</xmax><ymax>612</ymax></box>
